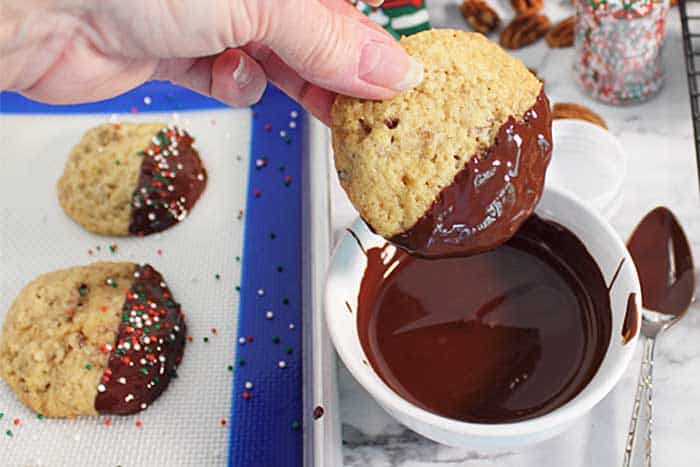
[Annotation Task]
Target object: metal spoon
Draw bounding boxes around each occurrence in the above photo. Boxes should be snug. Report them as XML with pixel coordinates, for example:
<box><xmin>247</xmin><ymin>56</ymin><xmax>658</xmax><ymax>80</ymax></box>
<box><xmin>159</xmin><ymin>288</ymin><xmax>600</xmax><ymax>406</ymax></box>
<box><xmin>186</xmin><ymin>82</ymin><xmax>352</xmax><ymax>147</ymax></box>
<box><xmin>622</xmin><ymin>207</ymin><xmax>695</xmax><ymax>467</ymax></box>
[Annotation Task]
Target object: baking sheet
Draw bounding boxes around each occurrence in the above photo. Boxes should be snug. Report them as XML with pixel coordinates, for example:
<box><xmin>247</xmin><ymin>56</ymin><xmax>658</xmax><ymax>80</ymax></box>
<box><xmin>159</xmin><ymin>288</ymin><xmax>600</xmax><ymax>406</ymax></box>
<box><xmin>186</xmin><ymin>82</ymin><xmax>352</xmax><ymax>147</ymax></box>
<box><xmin>0</xmin><ymin>109</ymin><xmax>250</xmax><ymax>465</ymax></box>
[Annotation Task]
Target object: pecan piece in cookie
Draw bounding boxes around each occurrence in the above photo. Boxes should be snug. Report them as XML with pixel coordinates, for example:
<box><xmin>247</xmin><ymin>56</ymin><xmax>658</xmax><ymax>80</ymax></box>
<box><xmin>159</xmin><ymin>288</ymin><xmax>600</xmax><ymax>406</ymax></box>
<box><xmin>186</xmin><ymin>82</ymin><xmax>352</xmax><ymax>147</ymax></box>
<box><xmin>552</xmin><ymin>102</ymin><xmax>608</xmax><ymax>129</ymax></box>
<box><xmin>546</xmin><ymin>16</ymin><xmax>575</xmax><ymax>48</ymax></box>
<box><xmin>500</xmin><ymin>14</ymin><xmax>550</xmax><ymax>50</ymax></box>
<box><xmin>511</xmin><ymin>0</ymin><xmax>543</xmax><ymax>15</ymax></box>
<box><xmin>460</xmin><ymin>0</ymin><xmax>500</xmax><ymax>34</ymax></box>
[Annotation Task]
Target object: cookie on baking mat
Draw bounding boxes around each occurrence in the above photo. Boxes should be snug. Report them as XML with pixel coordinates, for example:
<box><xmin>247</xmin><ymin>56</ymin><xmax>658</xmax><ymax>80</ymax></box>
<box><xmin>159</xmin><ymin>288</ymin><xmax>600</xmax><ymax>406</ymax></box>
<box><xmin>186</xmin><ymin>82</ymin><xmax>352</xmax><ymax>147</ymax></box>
<box><xmin>0</xmin><ymin>262</ymin><xmax>186</xmax><ymax>417</ymax></box>
<box><xmin>57</xmin><ymin>122</ymin><xmax>207</xmax><ymax>236</ymax></box>
<box><xmin>331</xmin><ymin>29</ymin><xmax>552</xmax><ymax>258</ymax></box>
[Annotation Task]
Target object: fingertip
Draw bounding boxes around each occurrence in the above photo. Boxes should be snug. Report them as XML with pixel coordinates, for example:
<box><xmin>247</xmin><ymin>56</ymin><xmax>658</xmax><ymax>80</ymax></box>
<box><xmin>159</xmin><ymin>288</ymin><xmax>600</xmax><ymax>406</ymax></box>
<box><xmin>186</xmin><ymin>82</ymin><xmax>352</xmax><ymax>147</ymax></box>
<box><xmin>211</xmin><ymin>49</ymin><xmax>267</xmax><ymax>107</ymax></box>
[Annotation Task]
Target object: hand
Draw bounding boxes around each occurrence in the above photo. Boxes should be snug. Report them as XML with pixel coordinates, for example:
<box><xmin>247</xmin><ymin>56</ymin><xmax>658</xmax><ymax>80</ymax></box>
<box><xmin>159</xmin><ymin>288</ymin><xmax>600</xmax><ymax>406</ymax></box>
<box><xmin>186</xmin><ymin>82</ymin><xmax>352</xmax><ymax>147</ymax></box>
<box><xmin>0</xmin><ymin>0</ymin><xmax>423</xmax><ymax>124</ymax></box>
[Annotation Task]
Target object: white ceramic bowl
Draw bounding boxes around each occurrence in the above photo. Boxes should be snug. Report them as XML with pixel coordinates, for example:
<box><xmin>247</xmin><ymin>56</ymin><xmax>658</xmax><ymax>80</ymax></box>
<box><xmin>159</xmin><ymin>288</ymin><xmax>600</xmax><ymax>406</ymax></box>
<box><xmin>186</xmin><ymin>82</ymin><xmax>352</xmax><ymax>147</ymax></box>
<box><xmin>546</xmin><ymin>120</ymin><xmax>627</xmax><ymax>219</ymax></box>
<box><xmin>325</xmin><ymin>187</ymin><xmax>641</xmax><ymax>448</ymax></box>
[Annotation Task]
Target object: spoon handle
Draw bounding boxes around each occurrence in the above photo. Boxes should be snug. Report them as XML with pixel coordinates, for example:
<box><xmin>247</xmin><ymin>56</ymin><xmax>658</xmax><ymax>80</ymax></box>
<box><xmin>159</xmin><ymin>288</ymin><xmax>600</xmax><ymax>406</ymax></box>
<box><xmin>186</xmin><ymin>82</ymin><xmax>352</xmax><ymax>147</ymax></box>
<box><xmin>623</xmin><ymin>336</ymin><xmax>657</xmax><ymax>467</ymax></box>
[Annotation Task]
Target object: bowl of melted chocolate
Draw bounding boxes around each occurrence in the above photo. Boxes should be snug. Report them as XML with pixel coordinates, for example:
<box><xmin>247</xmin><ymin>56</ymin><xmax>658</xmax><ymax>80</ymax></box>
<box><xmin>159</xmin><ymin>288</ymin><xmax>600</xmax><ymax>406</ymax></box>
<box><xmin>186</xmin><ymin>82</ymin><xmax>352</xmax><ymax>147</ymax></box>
<box><xmin>326</xmin><ymin>187</ymin><xmax>641</xmax><ymax>448</ymax></box>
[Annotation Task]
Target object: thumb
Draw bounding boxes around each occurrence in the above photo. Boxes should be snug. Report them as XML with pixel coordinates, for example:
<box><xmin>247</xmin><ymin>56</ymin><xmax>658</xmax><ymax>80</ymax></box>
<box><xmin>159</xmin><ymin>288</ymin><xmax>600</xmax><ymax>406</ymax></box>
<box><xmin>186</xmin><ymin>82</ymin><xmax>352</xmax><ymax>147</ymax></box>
<box><xmin>256</xmin><ymin>0</ymin><xmax>423</xmax><ymax>100</ymax></box>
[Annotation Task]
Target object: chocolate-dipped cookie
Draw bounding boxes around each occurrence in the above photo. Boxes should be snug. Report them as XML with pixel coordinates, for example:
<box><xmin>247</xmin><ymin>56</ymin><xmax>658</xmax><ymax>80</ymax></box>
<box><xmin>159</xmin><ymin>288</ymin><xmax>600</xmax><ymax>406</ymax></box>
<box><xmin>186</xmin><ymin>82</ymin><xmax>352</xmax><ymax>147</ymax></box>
<box><xmin>331</xmin><ymin>30</ymin><xmax>553</xmax><ymax>257</ymax></box>
<box><xmin>57</xmin><ymin>123</ymin><xmax>207</xmax><ymax>236</ymax></box>
<box><xmin>0</xmin><ymin>262</ymin><xmax>186</xmax><ymax>417</ymax></box>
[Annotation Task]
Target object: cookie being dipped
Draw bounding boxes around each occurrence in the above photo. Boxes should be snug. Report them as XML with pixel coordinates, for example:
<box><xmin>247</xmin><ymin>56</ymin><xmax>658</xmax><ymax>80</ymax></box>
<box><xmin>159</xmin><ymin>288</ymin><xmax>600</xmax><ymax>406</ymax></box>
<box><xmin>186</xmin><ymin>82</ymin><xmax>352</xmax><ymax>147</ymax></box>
<box><xmin>0</xmin><ymin>262</ymin><xmax>186</xmax><ymax>417</ymax></box>
<box><xmin>57</xmin><ymin>122</ymin><xmax>207</xmax><ymax>236</ymax></box>
<box><xmin>331</xmin><ymin>30</ymin><xmax>552</xmax><ymax>257</ymax></box>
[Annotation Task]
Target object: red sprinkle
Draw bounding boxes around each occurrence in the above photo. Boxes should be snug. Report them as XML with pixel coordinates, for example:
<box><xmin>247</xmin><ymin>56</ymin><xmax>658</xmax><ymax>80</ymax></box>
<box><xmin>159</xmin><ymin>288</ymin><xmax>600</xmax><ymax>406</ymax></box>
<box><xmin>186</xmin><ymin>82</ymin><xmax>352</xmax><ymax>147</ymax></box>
<box><xmin>264</xmin><ymin>123</ymin><xmax>272</xmax><ymax>132</ymax></box>
<box><xmin>211</xmin><ymin>328</ymin><xmax>218</xmax><ymax>335</ymax></box>
<box><xmin>66</xmin><ymin>309</ymin><xmax>75</xmax><ymax>317</ymax></box>
<box><xmin>100</xmin><ymin>305</ymin><xmax>108</xmax><ymax>313</ymax></box>
<box><xmin>242</xmin><ymin>391</ymin><xmax>250</xmax><ymax>400</ymax></box>
<box><xmin>187</xmin><ymin>336</ymin><xmax>193</xmax><ymax>343</ymax></box>
<box><xmin>220</xmin><ymin>419</ymin><xmax>227</xmax><ymax>426</ymax></box>
<box><xmin>13</xmin><ymin>419</ymin><xmax>20</xmax><ymax>426</ymax></box>
<box><xmin>246</xmin><ymin>336</ymin><xmax>254</xmax><ymax>343</ymax></box>
<box><xmin>157</xmin><ymin>249</ymin><xmax>163</xmax><ymax>256</ymax></box>
<box><xmin>253</xmin><ymin>190</ymin><xmax>261</xmax><ymax>199</ymax></box>
<box><xmin>104</xmin><ymin>418</ymin><xmax>112</xmax><ymax>426</ymax></box>
<box><xmin>88</xmin><ymin>249</ymin><xmax>93</xmax><ymax>255</ymax></box>
<box><xmin>135</xmin><ymin>420</ymin><xmax>143</xmax><ymax>428</ymax></box>
<box><xmin>130</xmin><ymin>106</ymin><xmax>139</xmax><ymax>114</ymax></box>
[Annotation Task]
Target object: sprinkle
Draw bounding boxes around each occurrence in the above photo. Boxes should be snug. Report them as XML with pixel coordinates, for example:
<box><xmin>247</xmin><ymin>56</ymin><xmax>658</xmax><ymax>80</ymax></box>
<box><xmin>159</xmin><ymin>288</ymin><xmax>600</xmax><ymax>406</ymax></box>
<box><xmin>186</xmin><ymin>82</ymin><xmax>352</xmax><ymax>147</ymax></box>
<box><xmin>291</xmin><ymin>421</ymin><xmax>300</xmax><ymax>430</ymax></box>
<box><xmin>257</xmin><ymin>289</ymin><xmax>265</xmax><ymax>296</ymax></box>
<box><xmin>227</xmin><ymin>365</ymin><xmax>233</xmax><ymax>372</ymax></box>
<box><xmin>125</xmin><ymin>394</ymin><xmax>134</xmax><ymax>403</ymax></box>
<box><xmin>78</xmin><ymin>285</ymin><xmax>88</xmax><ymax>296</ymax></box>
<box><xmin>215</xmin><ymin>273</ymin><xmax>221</xmax><ymax>280</ymax></box>
<box><xmin>278</xmin><ymin>164</ymin><xmax>286</xmax><ymax>172</ymax></box>
<box><xmin>264</xmin><ymin>123</ymin><xmax>272</xmax><ymax>132</ymax></box>
<box><xmin>272</xmin><ymin>336</ymin><xmax>280</xmax><ymax>344</ymax></box>
<box><xmin>289</xmin><ymin>323</ymin><xmax>295</xmax><ymax>330</ymax></box>
<box><xmin>100</xmin><ymin>305</ymin><xmax>108</xmax><ymax>313</ymax></box>
<box><xmin>242</xmin><ymin>391</ymin><xmax>251</xmax><ymax>400</ymax></box>
<box><xmin>13</xmin><ymin>419</ymin><xmax>20</xmax><ymax>426</ymax></box>
<box><xmin>282</xmin><ymin>297</ymin><xmax>290</xmax><ymax>305</ymax></box>
<box><xmin>265</xmin><ymin>311</ymin><xmax>274</xmax><ymax>320</ymax></box>
<box><xmin>256</xmin><ymin>158</ymin><xmax>268</xmax><ymax>169</ymax></box>
<box><xmin>277</xmin><ymin>265</ymin><xmax>284</xmax><ymax>272</ymax></box>
<box><xmin>130</xmin><ymin>106</ymin><xmax>139</xmax><ymax>114</ymax></box>
<box><xmin>104</xmin><ymin>419</ymin><xmax>112</xmax><ymax>426</ymax></box>
<box><xmin>280</xmin><ymin>130</ymin><xmax>287</xmax><ymax>138</ymax></box>
<box><xmin>85</xmin><ymin>364</ymin><xmax>93</xmax><ymax>370</ymax></box>
<box><xmin>239</xmin><ymin>359</ymin><xmax>246</xmax><ymax>366</ymax></box>
<box><xmin>6</xmin><ymin>430</ymin><xmax>12</xmax><ymax>437</ymax></box>
<box><xmin>118</xmin><ymin>377</ymin><xmax>126</xmax><ymax>384</ymax></box>
<box><xmin>66</xmin><ymin>309</ymin><xmax>76</xmax><ymax>317</ymax></box>
<box><xmin>36</xmin><ymin>414</ymin><xmax>44</xmax><ymax>420</ymax></box>
<box><xmin>290</xmin><ymin>110</ymin><xmax>299</xmax><ymax>119</ymax></box>
<box><xmin>109</xmin><ymin>244</ymin><xmax>118</xmax><ymax>253</ymax></box>
<box><xmin>157</xmin><ymin>249</ymin><xmax>163</xmax><ymax>256</ymax></box>
<box><xmin>244</xmin><ymin>381</ymin><xmax>253</xmax><ymax>389</ymax></box>
<box><xmin>143</xmin><ymin>96</ymin><xmax>152</xmax><ymax>105</ymax></box>
<box><xmin>238</xmin><ymin>337</ymin><xmax>246</xmax><ymax>345</ymax></box>
<box><xmin>135</xmin><ymin>420</ymin><xmax>142</xmax><ymax>428</ymax></box>
<box><xmin>254</xmin><ymin>190</ymin><xmax>261</xmax><ymax>199</ymax></box>
<box><xmin>0</xmin><ymin>413</ymin><xmax>3</xmax><ymax>419</ymax></box>
<box><xmin>247</xmin><ymin>336</ymin><xmax>254</xmax><ymax>343</ymax></box>
<box><xmin>286</xmin><ymin>347</ymin><xmax>293</xmax><ymax>355</ymax></box>
<box><xmin>235</xmin><ymin>256</ymin><xmax>241</xmax><ymax>262</ymax></box>
<box><xmin>203</xmin><ymin>337</ymin><xmax>209</xmax><ymax>343</ymax></box>
<box><xmin>289</xmin><ymin>121</ymin><xmax>297</xmax><ymax>129</ymax></box>
<box><xmin>187</xmin><ymin>336</ymin><xmax>193</xmax><ymax>343</ymax></box>
<box><xmin>278</xmin><ymin>360</ymin><xmax>287</xmax><ymax>369</ymax></box>
<box><xmin>88</xmin><ymin>249</ymin><xmax>93</xmax><ymax>255</ymax></box>
<box><xmin>235</xmin><ymin>285</ymin><xmax>241</xmax><ymax>292</ymax></box>
<box><xmin>97</xmin><ymin>384</ymin><xmax>106</xmax><ymax>392</ymax></box>
<box><xmin>284</xmin><ymin>176</ymin><xmax>293</xmax><ymax>187</ymax></box>
<box><xmin>270</xmin><ymin>232</ymin><xmax>276</xmax><ymax>240</ymax></box>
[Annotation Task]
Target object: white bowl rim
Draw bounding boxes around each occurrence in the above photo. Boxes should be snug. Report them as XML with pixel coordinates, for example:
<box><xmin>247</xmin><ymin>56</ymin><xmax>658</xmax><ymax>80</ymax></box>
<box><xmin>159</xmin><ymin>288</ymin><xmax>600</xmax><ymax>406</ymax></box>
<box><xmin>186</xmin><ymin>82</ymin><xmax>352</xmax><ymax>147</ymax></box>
<box><xmin>325</xmin><ymin>186</ymin><xmax>640</xmax><ymax>438</ymax></box>
<box><xmin>551</xmin><ymin>119</ymin><xmax>627</xmax><ymax>215</ymax></box>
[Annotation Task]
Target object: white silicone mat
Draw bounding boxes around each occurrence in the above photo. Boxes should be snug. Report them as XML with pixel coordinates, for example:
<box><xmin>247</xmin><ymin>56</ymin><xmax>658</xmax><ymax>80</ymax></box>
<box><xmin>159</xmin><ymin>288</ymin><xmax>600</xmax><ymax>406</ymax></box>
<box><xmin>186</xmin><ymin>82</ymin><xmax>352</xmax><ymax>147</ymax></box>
<box><xmin>0</xmin><ymin>109</ymin><xmax>250</xmax><ymax>466</ymax></box>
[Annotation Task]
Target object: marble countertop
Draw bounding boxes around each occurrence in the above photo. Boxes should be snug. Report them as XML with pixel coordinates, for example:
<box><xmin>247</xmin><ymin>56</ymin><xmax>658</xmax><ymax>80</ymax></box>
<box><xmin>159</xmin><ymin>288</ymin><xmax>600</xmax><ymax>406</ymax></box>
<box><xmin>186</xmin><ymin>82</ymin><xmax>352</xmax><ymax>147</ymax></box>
<box><xmin>331</xmin><ymin>2</ymin><xmax>700</xmax><ymax>466</ymax></box>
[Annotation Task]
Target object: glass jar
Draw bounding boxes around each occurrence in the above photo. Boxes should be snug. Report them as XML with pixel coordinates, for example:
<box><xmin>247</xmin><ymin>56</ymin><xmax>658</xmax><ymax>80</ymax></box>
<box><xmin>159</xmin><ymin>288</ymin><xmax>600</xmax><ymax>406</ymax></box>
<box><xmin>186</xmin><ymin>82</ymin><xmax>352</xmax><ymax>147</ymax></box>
<box><xmin>574</xmin><ymin>0</ymin><xmax>670</xmax><ymax>105</ymax></box>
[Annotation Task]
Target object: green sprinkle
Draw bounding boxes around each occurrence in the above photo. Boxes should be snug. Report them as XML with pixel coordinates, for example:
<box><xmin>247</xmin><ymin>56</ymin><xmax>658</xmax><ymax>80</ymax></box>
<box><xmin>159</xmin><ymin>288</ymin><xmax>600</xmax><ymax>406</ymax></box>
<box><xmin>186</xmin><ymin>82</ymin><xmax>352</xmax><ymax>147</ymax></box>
<box><xmin>153</xmin><ymin>376</ymin><xmax>160</xmax><ymax>384</ymax></box>
<box><xmin>227</xmin><ymin>365</ymin><xmax>233</xmax><ymax>372</ymax></box>
<box><xmin>215</xmin><ymin>273</ymin><xmax>221</xmax><ymax>280</ymax></box>
<box><xmin>291</xmin><ymin>421</ymin><xmax>300</xmax><ymax>430</ymax></box>
<box><xmin>235</xmin><ymin>286</ymin><xmax>241</xmax><ymax>292</ymax></box>
<box><xmin>0</xmin><ymin>413</ymin><xmax>4</xmax><ymax>420</ymax></box>
<box><xmin>235</xmin><ymin>256</ymin><xmax>241</xmax><ymax>262</ymax></box>
<box><xmin>139</xmin><ymin>368</ymin><xmax>149</xmax><ymax>375</ymax></box>
<box><xmin>171</xmin><ymin>370</ymin><xmax>178</xmax><ymax>379</ymax></box>
<box><xmin>85</xmin><ymin>364</ymin><xmax>93</xmax><ymax>370</ymax></box>
<box><xmin>286</xmin><ymin>347</ymin><xmax>293</xmax><ymax>355</ymax></box>
<box><xmin>203</xmin><ymin>337</ymin><xmax>209</xmax><ymax>343</ymax></box>
<box><xmin>78</xmin><ymin>285</ymin><xmax>88</xmax><ymax>296</ymax></box>
<box><xmin>115</xmin><ymin>160</ymin><xmax>121</xmax><ymax>166</ymax></box>
<box><xmin>278</xmin><ymin>164</ymin><xmax>286</xmax><ymax>172</ymax></box>
<box><xmin>5</xmin><ymin>430</ymin><xmax>12</xmax><ymax>437</ymax></box>
<box><xmin>154</xmin><ymin>324</ymin><xmax>161</xmax><ymax>330</ymax></box>
<box><xmin>270</xmin><ymin>232</ymin><xmax>276</xmax><ymax>240</ymax></box>
<box><xmin>143</xmin><ymin>327</ymin><xmax>150</xmax><ymax>334</ymax></box>
<box><xmin>37</xmin><ymin>414</ymin><xmax>44</xmax><ymax>420</ymax></box>
<box><xmin>276</xmin><ymin>265</ymin><xmax>284</xmax><ymax>272</ymax></box>
<box><xmin>282</xmin><ymin>297</ymin><xmax>290</xmax><ymax>305</ymax></box>
<box><xmin>272</xmin><ymin>336</ymin><xmax>280</xmax><ymax>344</ymax></box>
<box><xmin>109</xmin><ymin>244</ymin><xmax>117</xmax><ymax>253</ymax></box>
<box><xmin>239</xmin><ymin>359</ymin><xmax>246</xmax><ymax>366</ymax></box>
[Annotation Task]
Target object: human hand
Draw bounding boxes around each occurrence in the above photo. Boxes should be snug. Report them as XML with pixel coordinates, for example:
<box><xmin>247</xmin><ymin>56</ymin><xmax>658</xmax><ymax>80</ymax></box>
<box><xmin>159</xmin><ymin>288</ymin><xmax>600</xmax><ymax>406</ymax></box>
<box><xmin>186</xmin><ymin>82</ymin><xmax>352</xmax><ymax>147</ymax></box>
<box><xmin>1</xmin><ymin>0</ymin><xmax>423</xmax><ymax>124</ymax></box>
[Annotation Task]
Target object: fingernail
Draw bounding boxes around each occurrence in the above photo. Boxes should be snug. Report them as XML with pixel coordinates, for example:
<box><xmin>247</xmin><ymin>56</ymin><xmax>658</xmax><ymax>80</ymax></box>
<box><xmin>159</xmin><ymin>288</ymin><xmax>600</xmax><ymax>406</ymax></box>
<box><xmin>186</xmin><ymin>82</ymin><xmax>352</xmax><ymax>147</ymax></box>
<box><xmin>359</xmin><ymin>41</ymin><xmax>424</xmax><ymax>92</ymax></box>
<box><xmin>232</xmin><ymin>57</ymin><xmax>253</xmax><ymax>87</ymax></box>
<box><xmin>365</xmin><ymin>0</ymin><xmax>385</xmax><ymax>6</ymax></box>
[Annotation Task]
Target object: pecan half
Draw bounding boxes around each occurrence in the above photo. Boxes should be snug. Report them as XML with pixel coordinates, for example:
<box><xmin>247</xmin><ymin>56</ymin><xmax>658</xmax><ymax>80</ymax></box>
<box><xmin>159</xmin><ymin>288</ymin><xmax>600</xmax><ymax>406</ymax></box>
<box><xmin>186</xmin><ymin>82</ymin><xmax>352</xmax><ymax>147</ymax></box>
<box><xmin>511</xmin><ymin>0</ymin><xmax>544</xmax><ymax>15</ymax></box>
<box><xmin>500</xmin><ymin>14</ymin><xmax>550</xmax><ymax>50</ymax></box>
<box><xmin>552</xmin><ymin>102</ymin><xmax>608</xmax><ymax>129</ymax></box>
<box><xmin>460</xmin><ymin>0</ymin><xmax>500</xmax><ymax>34</ymax></box>
<box><xmin>546</xmin><ymin>16</ymin><xmax>575</xmax><ymax>48</ymax></box>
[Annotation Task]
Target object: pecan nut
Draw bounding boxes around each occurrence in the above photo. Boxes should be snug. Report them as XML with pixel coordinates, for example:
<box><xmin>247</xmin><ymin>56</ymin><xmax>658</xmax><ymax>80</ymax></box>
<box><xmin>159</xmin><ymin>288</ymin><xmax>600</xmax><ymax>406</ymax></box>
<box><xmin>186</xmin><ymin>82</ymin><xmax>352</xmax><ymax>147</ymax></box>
<box><xmin>500</xmin><ymin>14</ymin><xmax>550</xmax><ymax>50</ymax></box>
<box><xmin>546</xmin><ymin>16</ymin><xmax>575</xmax><ymax>48</ymax></box>
<box><xmin>552</xmin><ymin>102</ymin><xmax>608</xmax><ymax>129</ymax></box>
<box><xmin>460</xmin><ymin>0</ymin><xmax>501</xmax><ymax>34</ymax></box>
<box><xmin>511</xmin><ymin>0</ymin><xmax>544</xmax><ymax>15</ymax></box>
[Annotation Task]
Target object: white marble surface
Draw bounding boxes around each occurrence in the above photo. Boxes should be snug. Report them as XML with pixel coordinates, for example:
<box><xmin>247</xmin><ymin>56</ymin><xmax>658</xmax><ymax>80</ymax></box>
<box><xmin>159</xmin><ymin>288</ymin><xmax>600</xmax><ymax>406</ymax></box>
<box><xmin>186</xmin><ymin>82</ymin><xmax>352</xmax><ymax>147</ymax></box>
<box><xmin>332</xmin><ymin>2</ymin><xmax>700</xmax><ymax>466</ymax></box>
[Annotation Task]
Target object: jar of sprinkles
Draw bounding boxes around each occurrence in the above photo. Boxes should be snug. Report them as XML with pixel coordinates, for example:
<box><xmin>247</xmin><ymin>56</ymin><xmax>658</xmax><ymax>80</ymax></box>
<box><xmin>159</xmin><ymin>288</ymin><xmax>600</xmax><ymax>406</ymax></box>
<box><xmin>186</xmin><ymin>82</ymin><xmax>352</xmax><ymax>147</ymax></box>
<box><xmin>574</xmin><ymin>0</ymin><xmax>670</xmax><ymax>105</ymax></box>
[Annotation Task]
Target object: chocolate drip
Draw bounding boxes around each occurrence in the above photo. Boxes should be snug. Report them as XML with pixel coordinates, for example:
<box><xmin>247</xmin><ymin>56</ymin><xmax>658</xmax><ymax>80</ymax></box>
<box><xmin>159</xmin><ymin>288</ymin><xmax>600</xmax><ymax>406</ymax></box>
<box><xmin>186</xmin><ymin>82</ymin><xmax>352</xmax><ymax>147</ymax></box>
<box><xmin>129</xmin><ymin>126</ymin><xmax>207</xmax><ymax>236</ymax></box>
<box><xmin>627</xmin><ymin>207</ymin><xmax>695</xmax><ymax>317</ymax></box>
<box><xmin>95</xmin><ymin>264</ymin><xmax>186</xmax><ymax>414</ymax></box>
<box><xmin>622</xmin><ymin>293</ymin><xmax>639</xmax><ymax>345</ymax></box>
<box><xmin>389</xmin><ymin>90</ymin><xmax>552</xmax><ymax>258</ymax></box>
<box><xmin>359</xmin><ymin>215</ymin><xmax>611</xmax><ymax>423</ymax></box>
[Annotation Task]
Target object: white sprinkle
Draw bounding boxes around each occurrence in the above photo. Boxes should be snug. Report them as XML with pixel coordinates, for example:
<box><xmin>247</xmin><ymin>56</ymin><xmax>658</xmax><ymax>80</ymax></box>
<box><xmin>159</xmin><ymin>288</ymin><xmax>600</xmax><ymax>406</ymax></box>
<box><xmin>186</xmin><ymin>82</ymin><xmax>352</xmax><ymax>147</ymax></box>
<box><xmin>158</xmin><ymin>355</ymin><xmax>166</xmax><ymax>362</ymax></box>
<box><xmin>257</xmin><ymin>289</ymin><xmax>265</xmax><ymax>296</ymax></box>
<box><xmin>265</xmin><ymin>311</ymin><xmax>274</xmax><ymax>320</ymax></box>
<box><xmin>244</xmin><ymin>381</ymin><xmax>253</xmax><ymax>389</ymax></box>
<box><xmin>140</xmin><ymin>403</ymin><xmax>148</xmax><ymax>409</ymax></box>
<box><xmin>125</xmin><ymin>394</ymin><xmax>134</xmax><ymax>403</ymax></box>
<box><xmin>97</xmin><ymin>384</ymin><xmax>106</xmax><ymax>392</ymax></box>
<box><xmin>289</xmin><ymin>323</ymin><xmax>295</xmax><ymax>330</ymax></box>
<box><xmin>197</xmin><ymin>173</ymin><xmax>205</xmax><ymax>181</ymax></box>
<box><xmin>159</xmin><ymin>367</ymin><xmax>165</xmax><ymax>375</ymax></box>
<box><xmin>134</xmin><ymin>271</ymin><xmax>140</xmax><ymax>279</ymax></box>
<box><xmin>290</xmin><ymin>110</ymin><xmax>298</xmax><ymax>119</ymax></box>
<box><xmin>278</xmin><ymin>360</ymin><xmax>287</xmax><ymax>369</ymax></box>
<box><xmin>238</xmin><ymin>337</ymin><xmax>246</xmax><ymax>345</ymax></box>
<box><xmin>289</xmin><ymin>121</ymin><xmax>296</xmax><ymax>129</ymax></box>
<box><xmin>143</xmin><ymin>337</ymin><xmax>151</xmax><ymax>345</ymax></box>
<box><xmin>280</xmin><ymin>130</ymin><xmax>287</xmax><ymax>138</ymax></box>
<box><xmin>174</xmin><ymin>325</ymin><xmax>180</xmax><ymax>332</ymax></box>
<box><xmin>143</xmin><ymin>96</ymin><xmax>152</xmax><ymax>105</ymax></box>
<box><xmin>148</xmin><ymin>212</ymin><xmax>156</xmax><ymax>221</ymax></box>
<box><xmin>133</xmin><ymin>344</ymin><xmax>141</xmax><ymax>351</ymax></box>
<box><xmin>118</xmin><ymin>377</ymin><xmax>127</xmax><ymax>384</ymax></box>
<box><xmin>123</xmin><ymin>342</ymin><xmax>131</xmax><ymax>350</ymax></box>
<box><xmin>176</xmin><ymin>163</ymin><xmax>184</xmax><ymax>170</ymax></box>
<box><xmin>140</xmin><ymin>358</ymin><xmax>147</xmax><ymax>365</ymax></box>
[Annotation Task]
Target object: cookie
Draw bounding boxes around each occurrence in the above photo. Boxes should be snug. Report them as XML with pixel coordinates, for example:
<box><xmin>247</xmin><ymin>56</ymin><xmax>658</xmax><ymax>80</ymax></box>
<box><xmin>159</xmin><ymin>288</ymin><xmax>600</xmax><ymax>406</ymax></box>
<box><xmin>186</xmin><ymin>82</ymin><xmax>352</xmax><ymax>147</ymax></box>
<box><xmin>331</xmin><ymin>30</ymin><xmax>552</xmax><ymax>257</ymax></box>
<box><xmin>57</xmin><ymin>123</ymin><xmax>207</xmax><ymax>236</ymax></box>
<box><xmin>0</xmin><ymin>262</ymin><xmax>186</xmax><ymax>417</ymax></box>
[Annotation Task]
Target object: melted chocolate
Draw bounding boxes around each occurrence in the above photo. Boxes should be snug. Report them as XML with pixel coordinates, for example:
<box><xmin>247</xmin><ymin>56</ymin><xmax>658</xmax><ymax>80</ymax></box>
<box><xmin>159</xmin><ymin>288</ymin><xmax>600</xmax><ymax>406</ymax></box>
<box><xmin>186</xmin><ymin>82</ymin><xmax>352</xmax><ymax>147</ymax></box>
<box><xmin>358</xmin><ymin>215</ymin><xmax>611</xmax><ymax>423</ymax></box>
<box><xmin>389</xmin><ymin>91</ymin><xmax>552</xmax><ymax>258</ymax></box>
<box><xmin>129</xmin><ymin>126</ymin><xmax>207</xmax><ymax>236</ymax></box>
<box><xmin>622</xmin><ymin>293</ymin><xmax>639</xmax><ymax>345</ymax></box>
<box><xmin>627</xmin><ymin>207</ymin><xmax>695</xmax><ymax>317</ymax></box>
<box><xmin>95</xmin><ymin>264</ymin><xmax>186</xmax><ymax>414</ymax></box>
